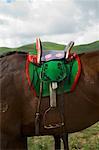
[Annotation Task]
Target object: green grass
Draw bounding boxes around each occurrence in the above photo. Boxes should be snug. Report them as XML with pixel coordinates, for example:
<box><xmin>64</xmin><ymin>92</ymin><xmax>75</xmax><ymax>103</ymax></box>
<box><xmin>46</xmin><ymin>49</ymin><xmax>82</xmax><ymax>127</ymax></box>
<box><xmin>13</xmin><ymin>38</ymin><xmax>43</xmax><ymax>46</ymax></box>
<box><xmin>28</xmin><ymin>122</ymin><xmax>99</xmax><ymax>150</ymax></box>
<box><xmin>42</xmin><ymin>42</ymin><xmax>65</xmax><ymax>50</ymax></box>
<box><xmin>69</xmin><ymin>123</ymin><xmax>99</xmax><ymax>150</ymax></box>
<box><xmin>0</xmin><ymin>40</ymin><xmax>99</xmax><ymax>54</ymax></box>
<box><xmin>72</xmin><ymin>41</ymin><xmax>99</xmax><ymax>54</ymax></box>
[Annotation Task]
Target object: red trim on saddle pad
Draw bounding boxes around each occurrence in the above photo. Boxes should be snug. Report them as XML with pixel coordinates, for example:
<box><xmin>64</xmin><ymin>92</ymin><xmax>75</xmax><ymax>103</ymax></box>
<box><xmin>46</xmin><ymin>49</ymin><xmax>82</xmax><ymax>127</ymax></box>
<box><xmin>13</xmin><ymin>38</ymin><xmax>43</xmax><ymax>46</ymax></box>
<box><xmin>25</xmin><ymin>55</ymin><xmax>37</xmax><ymax>97</ymax></box>
<box><xmin>71</xmin><ymin>53</ymin><xmax>81</xmax><ymax>92</ymax></box>
<box><xmin>28</xmin><ymin>54</ymin><xmax>37</xmax><ymax>64</ymax></box>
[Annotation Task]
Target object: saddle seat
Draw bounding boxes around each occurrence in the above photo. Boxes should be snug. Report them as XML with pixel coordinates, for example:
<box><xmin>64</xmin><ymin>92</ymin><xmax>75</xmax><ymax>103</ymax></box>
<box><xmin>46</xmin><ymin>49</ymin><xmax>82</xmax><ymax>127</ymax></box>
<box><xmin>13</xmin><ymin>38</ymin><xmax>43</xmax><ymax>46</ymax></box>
<box><xmin>41</xmin><ymin>50</ymin><xmax>65</xmax><ymax>62</ymax></box>
<box><xmin>28</xmin><ymin>38</ymin><xmax>74</xmax><ymax>64</ymax></box>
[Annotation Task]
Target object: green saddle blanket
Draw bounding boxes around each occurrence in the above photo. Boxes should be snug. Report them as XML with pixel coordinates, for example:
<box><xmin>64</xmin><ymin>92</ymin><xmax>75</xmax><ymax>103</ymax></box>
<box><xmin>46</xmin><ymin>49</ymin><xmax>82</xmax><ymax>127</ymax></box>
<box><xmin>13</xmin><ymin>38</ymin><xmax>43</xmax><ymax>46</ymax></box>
<box><xmin>26</xmin><ymin>53</ymin><xmax>81</xmax><ymax>97</ymax></box>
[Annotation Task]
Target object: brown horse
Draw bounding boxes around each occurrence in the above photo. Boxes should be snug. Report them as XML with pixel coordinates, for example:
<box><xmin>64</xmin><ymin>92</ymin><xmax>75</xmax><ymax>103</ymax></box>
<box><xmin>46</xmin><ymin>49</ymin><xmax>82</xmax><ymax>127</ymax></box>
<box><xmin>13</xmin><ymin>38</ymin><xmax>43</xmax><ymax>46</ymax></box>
<box><xmin>0</xmin><ymin>51</ymin><xmax>99</xmax><ymax>150</ymax></box>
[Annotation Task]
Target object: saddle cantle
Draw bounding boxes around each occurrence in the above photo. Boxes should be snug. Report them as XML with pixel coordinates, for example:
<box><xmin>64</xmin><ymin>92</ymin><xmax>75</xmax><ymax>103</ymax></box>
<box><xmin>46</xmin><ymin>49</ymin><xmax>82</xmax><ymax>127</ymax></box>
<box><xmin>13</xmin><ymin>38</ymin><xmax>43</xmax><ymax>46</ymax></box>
<box><xmin>26</xmin><ymin>38</ymin><xmax>81</xmax><ymax>130</ymax></box>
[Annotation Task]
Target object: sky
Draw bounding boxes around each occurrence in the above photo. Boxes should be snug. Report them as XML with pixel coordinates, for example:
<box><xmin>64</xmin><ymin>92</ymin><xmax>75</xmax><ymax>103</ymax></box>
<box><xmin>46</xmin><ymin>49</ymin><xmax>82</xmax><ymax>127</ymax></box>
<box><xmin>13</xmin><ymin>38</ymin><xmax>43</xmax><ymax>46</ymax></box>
<box><xmin>0</xmin><ymin>0</ymin><xmax>99</xmax><ymax>47</ymax></box>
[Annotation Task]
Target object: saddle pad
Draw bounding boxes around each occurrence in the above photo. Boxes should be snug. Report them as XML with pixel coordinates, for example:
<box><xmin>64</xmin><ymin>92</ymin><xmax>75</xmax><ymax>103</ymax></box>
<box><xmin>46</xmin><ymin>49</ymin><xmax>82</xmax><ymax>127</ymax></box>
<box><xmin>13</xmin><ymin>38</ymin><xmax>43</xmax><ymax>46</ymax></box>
<box><xmin>26</xmin><ymin>54</ymin><xmax>81</xmax><ymax>97</ymax></box>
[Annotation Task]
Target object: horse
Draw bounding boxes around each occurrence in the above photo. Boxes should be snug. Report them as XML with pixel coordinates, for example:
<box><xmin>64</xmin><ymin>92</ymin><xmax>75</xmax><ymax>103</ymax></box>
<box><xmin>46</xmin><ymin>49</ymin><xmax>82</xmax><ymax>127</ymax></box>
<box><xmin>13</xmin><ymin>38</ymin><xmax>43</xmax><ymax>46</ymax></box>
<box><xmin>0</xmin><ymin>50</ymin><xmax>99</xmax><ymax>150</ymax></box>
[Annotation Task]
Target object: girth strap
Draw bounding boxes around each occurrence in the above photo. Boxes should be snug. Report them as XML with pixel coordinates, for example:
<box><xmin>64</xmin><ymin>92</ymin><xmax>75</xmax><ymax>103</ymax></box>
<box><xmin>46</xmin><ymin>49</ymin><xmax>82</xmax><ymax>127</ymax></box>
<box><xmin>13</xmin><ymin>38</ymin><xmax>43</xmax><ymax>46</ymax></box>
<box><xmin>49</xmin><ymin>82</ymin><xmax>57</xmax><ymax>107</ymax></box>
<box><xmin>35</xmin><ymin>74</ymin><xmax>42</xmax><ymax>135</ymax></box>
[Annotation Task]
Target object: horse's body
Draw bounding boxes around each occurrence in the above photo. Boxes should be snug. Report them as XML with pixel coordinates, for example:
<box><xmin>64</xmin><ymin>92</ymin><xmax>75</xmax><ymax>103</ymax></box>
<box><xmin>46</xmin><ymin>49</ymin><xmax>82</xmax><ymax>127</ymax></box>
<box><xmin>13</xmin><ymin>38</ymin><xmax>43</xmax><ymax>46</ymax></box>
<box><xmin>0</xmin><ymin>51</ymin><xmax>99</xmax><ymax>149</ymax></box>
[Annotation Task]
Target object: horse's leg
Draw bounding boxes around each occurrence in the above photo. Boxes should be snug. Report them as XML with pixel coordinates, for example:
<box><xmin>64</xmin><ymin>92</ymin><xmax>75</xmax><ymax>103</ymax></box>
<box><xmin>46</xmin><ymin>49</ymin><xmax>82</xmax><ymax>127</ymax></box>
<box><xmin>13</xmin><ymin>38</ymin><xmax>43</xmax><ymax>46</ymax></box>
<box><xmin>61</xmin><ymin>133</ymin><xmax>69</xmax><ymax>150</ymax></box>
<box><xmin>54</xmin><ymin>135</ymin><xmax>61</xmax><ymax>150</ymax></box>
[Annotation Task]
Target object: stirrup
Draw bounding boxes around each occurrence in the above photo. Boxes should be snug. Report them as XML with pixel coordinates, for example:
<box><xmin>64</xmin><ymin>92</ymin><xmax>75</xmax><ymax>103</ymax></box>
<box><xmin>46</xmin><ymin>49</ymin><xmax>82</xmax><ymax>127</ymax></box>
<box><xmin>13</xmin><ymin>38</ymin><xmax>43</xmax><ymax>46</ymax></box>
<box><xmin>43</xmin><ymin>107</ymin><xmax>64</xmax><ymax>129</ymax></box>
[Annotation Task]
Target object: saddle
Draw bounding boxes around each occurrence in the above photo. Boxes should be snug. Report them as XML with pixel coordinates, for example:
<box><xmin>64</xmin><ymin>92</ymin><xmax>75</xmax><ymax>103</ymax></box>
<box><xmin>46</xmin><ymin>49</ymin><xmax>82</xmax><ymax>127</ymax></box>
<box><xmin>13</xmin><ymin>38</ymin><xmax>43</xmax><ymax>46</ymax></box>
<box><xmin>26</xmin><ymin>38</ymin><xmax>81</xmax><ymax>132</ymax></box>
<box><xmin>29</xmin><ymin>38</ymin><xmax>74</xmax><ymax>64</ymax></box>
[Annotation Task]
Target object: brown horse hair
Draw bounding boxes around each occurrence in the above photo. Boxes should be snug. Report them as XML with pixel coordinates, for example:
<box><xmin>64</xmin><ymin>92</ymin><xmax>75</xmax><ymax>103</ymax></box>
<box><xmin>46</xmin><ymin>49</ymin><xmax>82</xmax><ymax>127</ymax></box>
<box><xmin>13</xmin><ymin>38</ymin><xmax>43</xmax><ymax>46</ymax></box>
<box><xmin>0</xmin><ymin>51</ymin><xmax>27</xmax><ymax>58</ymax></box>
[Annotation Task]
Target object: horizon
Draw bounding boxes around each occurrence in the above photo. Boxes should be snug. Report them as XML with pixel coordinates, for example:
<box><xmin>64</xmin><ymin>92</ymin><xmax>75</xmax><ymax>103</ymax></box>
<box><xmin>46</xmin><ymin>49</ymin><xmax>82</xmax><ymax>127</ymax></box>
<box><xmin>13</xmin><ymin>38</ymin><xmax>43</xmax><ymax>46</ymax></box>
<box><xmin>0</xmin><ymin>40</ymin><xmax>98</xmax><ymax>49</ymax></box>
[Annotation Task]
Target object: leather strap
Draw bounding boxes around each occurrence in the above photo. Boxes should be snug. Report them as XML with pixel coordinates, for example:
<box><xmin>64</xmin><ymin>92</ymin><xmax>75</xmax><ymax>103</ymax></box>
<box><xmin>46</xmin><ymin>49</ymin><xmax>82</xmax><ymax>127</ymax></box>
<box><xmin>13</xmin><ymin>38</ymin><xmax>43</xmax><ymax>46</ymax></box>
<box><xmin>35</xmin><ymin>73</ymin><xmax>42</xmax><ymax>135</ymax></box>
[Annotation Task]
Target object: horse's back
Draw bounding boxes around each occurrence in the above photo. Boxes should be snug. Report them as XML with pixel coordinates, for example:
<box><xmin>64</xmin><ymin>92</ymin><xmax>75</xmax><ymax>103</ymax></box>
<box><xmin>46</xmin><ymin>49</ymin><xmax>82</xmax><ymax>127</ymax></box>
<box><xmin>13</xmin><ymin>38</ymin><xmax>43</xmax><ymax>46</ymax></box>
<box><xmin>80</xmin><ymin>51</ymin><xmax>99</xmax><ymax>83</ymax></box>
<box><xmin>81</xmin><ymin>51</ymin><xmax>99</xmax><ymax>69</ymax></box>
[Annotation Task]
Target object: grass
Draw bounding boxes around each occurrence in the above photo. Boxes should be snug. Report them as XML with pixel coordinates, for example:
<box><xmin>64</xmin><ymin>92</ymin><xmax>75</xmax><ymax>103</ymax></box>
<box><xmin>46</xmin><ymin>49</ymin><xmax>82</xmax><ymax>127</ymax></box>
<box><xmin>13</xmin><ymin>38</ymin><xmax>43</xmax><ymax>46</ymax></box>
<box><xmin>42</xmin><ymin>42</ymin><xmax>65</xmax><ymax>50</ymax></box>
<box><xmin>0</xmin><ymin>40</ymin><xmax>99</xmax><ymax>54</ymax></box>
<box><xmin>28</xmin><ymin>122</ymin><xmax>99</xmax><ymax>150</ymax></box>
<box><xmin>72</xmin><ymin>41</ymin><xmax>99</xmax><ymax>54</ymax></box>
<box><xmin>69</xmin><ymin>123</ymin><xmax>99</xmax><ymax>150</ymax></box>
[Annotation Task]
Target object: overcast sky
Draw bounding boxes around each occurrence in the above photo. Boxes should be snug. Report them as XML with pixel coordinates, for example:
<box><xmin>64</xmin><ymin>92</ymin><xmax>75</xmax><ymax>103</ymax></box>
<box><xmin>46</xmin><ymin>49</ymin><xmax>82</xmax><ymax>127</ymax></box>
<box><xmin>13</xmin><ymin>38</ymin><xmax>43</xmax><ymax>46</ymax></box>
<box><xmin>0</xmin><ymin>0</ymin><xmax>99</xmax><ymax>47</ymax></box>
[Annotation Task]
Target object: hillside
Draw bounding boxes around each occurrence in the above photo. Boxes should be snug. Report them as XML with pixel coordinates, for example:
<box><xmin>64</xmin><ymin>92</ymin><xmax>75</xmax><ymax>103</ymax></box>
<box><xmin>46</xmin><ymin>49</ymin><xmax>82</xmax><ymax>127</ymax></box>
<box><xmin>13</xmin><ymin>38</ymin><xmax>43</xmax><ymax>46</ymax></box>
<box><xmin>72</xmin><ymin>41</ymin><xmax>99</xmax><ymax>53</ymax></box>
<box><xmin>0</xmin><ymin>41</ymin><xmax>99</xmax><ymax>54</ymax></box>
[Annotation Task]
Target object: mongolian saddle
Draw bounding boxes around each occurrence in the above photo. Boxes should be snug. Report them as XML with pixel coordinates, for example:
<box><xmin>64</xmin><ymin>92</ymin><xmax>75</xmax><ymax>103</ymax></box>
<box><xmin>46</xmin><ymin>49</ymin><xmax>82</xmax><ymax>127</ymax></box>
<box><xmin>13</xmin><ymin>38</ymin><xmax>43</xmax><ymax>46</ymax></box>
<box><xmin>26</xmin><ymin>38</ymin><xmax>81</xmax><ymax>132</ymax></box>
<box><xmin>28</xmin><ymin>38</ymin><xmax>74</xmax><ymax>64</ymax></box>
<box><xmin>27</xmin><ymin>38</ymin><xmax>75</xmax><ymax>106</ymax></box>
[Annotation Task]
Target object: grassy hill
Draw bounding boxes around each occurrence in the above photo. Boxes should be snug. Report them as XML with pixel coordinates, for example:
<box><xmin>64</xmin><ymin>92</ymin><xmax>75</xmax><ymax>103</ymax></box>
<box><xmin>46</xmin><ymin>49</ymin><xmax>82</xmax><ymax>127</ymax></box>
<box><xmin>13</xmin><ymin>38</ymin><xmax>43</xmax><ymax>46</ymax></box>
<box><xmin>72</xmin><ymin>41</ymin><xmax>99</xmax><ymax>53</ymax></box>
<box><xmin>0</xmin><ymin>40</ymin><xmax>99</xmax><ymax>54</ymax></box>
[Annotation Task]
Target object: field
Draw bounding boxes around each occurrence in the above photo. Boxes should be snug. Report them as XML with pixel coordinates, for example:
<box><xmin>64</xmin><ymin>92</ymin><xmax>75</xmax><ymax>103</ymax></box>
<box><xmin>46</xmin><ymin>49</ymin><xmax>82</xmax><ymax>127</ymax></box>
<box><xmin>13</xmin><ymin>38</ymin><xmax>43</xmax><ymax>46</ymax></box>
<box><xmin>27</xmin><ymin>123</ymin><xmax>99</xmax><ymax>150</ymax></box>
<box><xmin>0</xmin><ymin>40</ymin><xmax>99</xmax><ymax>54</ymax></box>
<box><xmin>0</xmin><ymin>41</ymin><xmax>99</xmax><ymax>149</ymax></box>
